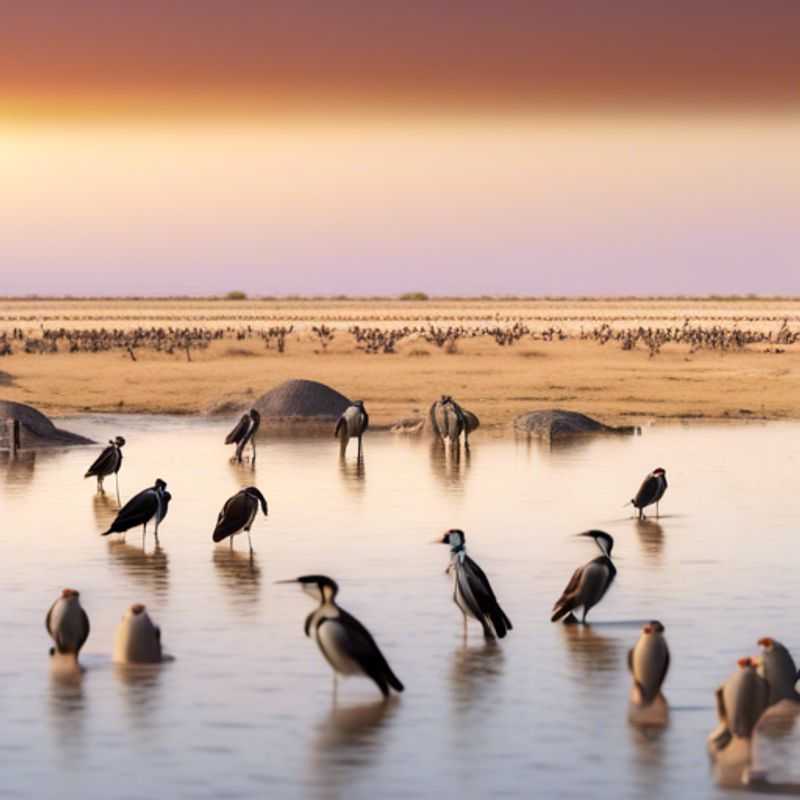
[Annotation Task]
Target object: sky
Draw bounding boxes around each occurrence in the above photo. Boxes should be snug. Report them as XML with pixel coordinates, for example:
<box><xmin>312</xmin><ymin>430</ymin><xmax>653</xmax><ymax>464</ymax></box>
<box><xmin>2</xmin><ymin>2</ymin><xmax>800</xmax><ymax>296</ymax></box>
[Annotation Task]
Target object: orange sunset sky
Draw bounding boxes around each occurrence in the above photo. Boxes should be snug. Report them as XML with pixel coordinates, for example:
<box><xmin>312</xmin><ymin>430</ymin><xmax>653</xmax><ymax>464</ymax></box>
<box><xmin>2</xmin><ymin>2</ymin><xmax>800</xmax><ymax>295</ymax></box>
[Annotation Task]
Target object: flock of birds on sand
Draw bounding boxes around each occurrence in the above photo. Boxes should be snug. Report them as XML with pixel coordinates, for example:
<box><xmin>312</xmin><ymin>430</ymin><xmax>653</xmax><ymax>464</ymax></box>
<box><xmin>36</xmin><ymin>393</ymin><xmax>799</xmax><ymax>787</ymax></box>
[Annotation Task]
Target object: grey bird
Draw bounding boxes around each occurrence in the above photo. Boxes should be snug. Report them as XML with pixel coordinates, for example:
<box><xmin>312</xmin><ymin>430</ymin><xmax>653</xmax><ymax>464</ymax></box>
<box><xmin>113</xmin><ymin>604</ymin><xmax>163</xmax><ymax>664</ymax></box>
<box><xmin>429</xmin><ymin>395</ymin><xmax>469</xmax><ymax>448</ymax></box>
<box><xmin>46</xmin><ymin>588</ymin><xmax>90</xmax><ymax>658</ymax></box>
<box><xmin>756</xmin><ymin>637</ymin><xmax>800</xmax><ymax>705</ymax></box>
<box><xmin>212</xmin><ymin>486</ymin><xmax>268</xmax><ymax>553</ymax></box>
<box><xmin>277</xmin><ymin>575</ymin><xmax>404</xmax><ymax>698</ymax></box>
<box><xmin>335</xmin><ymin>401</ymin><xmax>369</xmax><ymax>458</ymax></box>
<box><xmin>709</xmin><ymin>657</ymin><xmax>771</xmax><ymax>754</ymax></box>
<box><xmin>437</xmin><ymin>529</ymin><xmax>512</xmax><ymax>639</ymax></box>
<box><xmin>628</xmin><ymin>620</ymin><xmax>670</xmax><ymax>706</ymax></box>
<box><xmin>102</xmin><ymin>478</ymin><xmax>171</xmax><ymax>543</ymax></box>
<box><xmin>630</xmin><ymin>468</ymin><xmax>668</xmax><ymax>519</ymax></box>
<box><xmin>551</xmin><ymin>531</ymin><xmax>617</xmax><ymax>624</ymax></box>
<box><xmin>84</xmin><ymin>436</ymin><xmax>125</xmax><ymax>503</ymax></box>
<box><xmin>226</xmin><ymin>409</ymin><xmax>261</xmax><ymax>464</ymax></box>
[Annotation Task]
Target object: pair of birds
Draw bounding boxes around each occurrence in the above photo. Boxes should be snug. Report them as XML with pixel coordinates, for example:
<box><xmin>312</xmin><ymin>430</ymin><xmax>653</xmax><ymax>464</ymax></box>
<box><xmin>45</xmin><ymin>590</ymin><xmax>163</xmax><ymax>664</ymax></box>
<box><xmin>101</xmin><ymin>478</ymin><xmax>268</xmax><ymax>553</ymax></box>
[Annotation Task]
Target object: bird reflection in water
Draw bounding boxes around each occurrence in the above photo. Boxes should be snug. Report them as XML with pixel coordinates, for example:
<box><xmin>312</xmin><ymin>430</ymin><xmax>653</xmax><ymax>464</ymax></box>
<box><xmin>560</xmin><ymin>624</ymin><xmax>620</xmax><ymax>691</ymax></box>
<box><xmin>450</xmin><ymin>639</ymin><xmax>504</xmax><ymax>712</ymax></box>
<box><xmin>212</xmin><ymin>548</ymin><xmax>261</xmax><ymax>612</ymax></box>
<box><xmin>338</xmin><ymin>453</ymin><xmax>366</xmax><ymax>494</ymax></box>
<box><xmin>92</xmin><ymin>492</ymin><xmax>118</xmax><ymax>529</ymax></box>
<box><xmin>48</xmin><ymin>656</ymin><xmax>87</xmax><ymax>760</ymax></box>
<box><xmin>114</xmin><ymin>663</ymin><xmax>165</xmax><ymax>735</ymax></box>
<box><xmin>0</xmin><ymin>450</ymin><xmax>36</xmax><ymax>487</ymax></box>
<box><xmin>636</xmin><ymin>519</ymin><xmax>665</xmax><ymax>561</ymax></box>
<box><xmin>228</xmin><ymin>455</ymin><xmax>257</xmax><ymax>482</ymax></box>
<box><xmin>107</xmin><ymin>540</ymin><xmax>169</xmax><ymax>600</ymax></box>
<box><xmin>429</xmin><ymin>439</ymin><xmax>471</xmax><ymax>488</ymax></box>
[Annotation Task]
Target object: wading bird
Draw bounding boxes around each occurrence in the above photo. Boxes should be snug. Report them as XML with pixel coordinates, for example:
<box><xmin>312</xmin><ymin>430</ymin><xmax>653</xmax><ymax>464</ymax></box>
<box><xmin>436</xmin><ymin>529</ymin><xmax>512</xmax><ymax>640</ymax></box>
<box><xmin>212</xmin><ymin>486</ymin><xmax>268</xmax><ymax>553</ymax></box>
<box><xmin>430</xmin><ymin>395</ymin><xmax>469</xmax><ymax>448</ymax></box>
<box><xmin>45</xmin><ymin>588</ymin><xmax>90</xmax><ymax>658</ymax></box>
<box><xmin>278</xmin><ymin>575</ymin><xmax>404</xmax><ymax>699</ymax></box>
<box><xmin>102</xmin><ymin>479</ymin><xmax>171</xmax><ymax>543</ymax></box>
<box><xmin>628</xmin><ymin>621</ymin><xmax>670</xmax><ymax>706</ymax></box>
<box><xmin>630</xmin><ymin>468</ymin><xmax>668</xmax><ymax>519</ymax></box>
<box><xmin>551</xmin><ymin>531</ymin><xmax>617</xmax><ymax>624</ymax></box>
<box><xmin>756</xmin><ymin>638</ymin><xmax>800</xmax><ymax>705</ymax></box>
<box><xmin>84</xmin><ymin>436</ymin><xmax>125</xmax><ymax>502</ymax></box>
<box><xmin>113</xmin><ymin>604</ymin><xmax>163</xmax><ymax>664</ymax></box>
<box><xmin>335</xmin><ymin>401</ymin><xmax>369</xmax><ymax>458</ymax></box>
<box><xmin>225</xmin><ymin>409</ymin><xmax>261</xmax><ymax>464</ymax></box>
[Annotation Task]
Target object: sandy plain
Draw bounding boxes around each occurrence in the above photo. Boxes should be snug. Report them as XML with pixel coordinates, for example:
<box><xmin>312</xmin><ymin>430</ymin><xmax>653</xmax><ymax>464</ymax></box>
<box><xmin>0</xmin><ymin>298</ymin><xmax>798</xmax><ymax>427</ymax></box>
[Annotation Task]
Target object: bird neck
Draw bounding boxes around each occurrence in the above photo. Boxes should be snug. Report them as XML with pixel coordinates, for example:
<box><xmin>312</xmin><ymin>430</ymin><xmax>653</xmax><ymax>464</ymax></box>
<box><xmin>450</xmin><ymin>545</ymin><xmax>466</xmax><ymax>562</ymax></box>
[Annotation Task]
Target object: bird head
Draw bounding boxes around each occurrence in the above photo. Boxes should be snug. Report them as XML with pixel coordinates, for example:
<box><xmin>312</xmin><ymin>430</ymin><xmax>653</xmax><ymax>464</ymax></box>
<box><xmin>277</xmin><ymin>575</ymin><xmax>339</xmax><ymax>603</ymax></box>
<box><xmin>61</xmin><ymin>588</ymin><xmax>80</xmax><ymax>599</ymax></box>
<box><xmin>130</xmin><ymin>603</ymin><xmax>147</xmax><ymax>616</ymax></box>
<box><xmin>438</xmin><ymin>529</ymin><xmax>465</xmax><ymax>550</ymax></box>
<box><xmin>652</xmin><ymin>467</ymin><xmax>666</xmax><ymax>477</ymax></box>
<box><xmin>245</xmin><ymin>486</ymin><xmax>269</xmax><ymax>515</ymax></box>
<box><xmin>353</xmin><ymin>400</ymin><xmax>364</xmax><ymax>408</ymax></box>
<box><xmin>737</xmin><ymin>656</ymin><xmax>755</xmax><ymax>669</ymax></box>
<box><xmin>643</xmin><ymin>620</ymin><xmax>665</xmax><ymax>635</ymax></box>
<box><xmin>577</xmin><ymin>530</ymin><xmax>614</xmax><ymax>557</ymax></box>
<box><xmin>249</xmin><ymin>409</ymin><xmax>261</xmax><ymax>423</ymax></box>
<box><xmin>115</xmin><ymin>436</ymin><xmax>126</xmax><ymax>447</ymax></box>
<box><xmin>154</xmin><ymin>478</ymin><xmax>167</xmax><ymax>490</ymax></box>
<box><xmin>440</xmin><ymin>394</ymin><xmax>451</xmax><ymax>403</ymax></box>
<box><xmin>757</xmin><ymin>637</ymin><xmax>775</xmax><ymax>651</ymax></box>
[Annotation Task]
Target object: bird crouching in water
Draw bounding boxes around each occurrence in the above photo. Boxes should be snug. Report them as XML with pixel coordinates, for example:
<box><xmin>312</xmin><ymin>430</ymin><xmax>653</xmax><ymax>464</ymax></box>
<box><xmin>46</xmin><ymin>589</ymin><xmax>90</xmax><ymax>660</ymax></box>
<box><xmin>212</xmin><ymin>486</ymin><xmax>268</xmax><ymax>553</ymax></box>
<box><xmin>429</xmin><ymin>395</ymin><xmax>469</xmax><ymax>449</ymax></box>
<box><xmin>277</xmin><ymin>575</ymin><xmax>404</xmax><ymax>699</ymax></box>
<box><xmin>84</xmin><ymin>436</ymin><xmax>125</xmax><ymax>503</ymax></box>
<box><xmin>708</xmin><ymin>657</ymin><xmax>771</xmax><ymax>763</ymax></box>
<box><xmin>335</xmin><ymin>401</ymin><xmax>369</xmax><ymax>458</ymax></box>
<box><xmin>628</xmin><ymin>621</ymin><xmax>670</xmax><ymax>727</ymax></box>
<box><xmin>436</xmin><ymin>529</ymin><xmax>512</xmax><ymax>640</ymax></box>
<box><xmin>102</xmin><ymin>478</ymin><xmax>171</xmax><ymax>544</ymax></box>
<box><xmin>630</xmin><ymin>468</ymin><xmax>668</xmax><ymax>519</ymax></box>
<box><xmin>551</xmin><ymin>531</ymin><xmax>617</xmax><ymax>625</ymax></box>
<box><xmin>755</xmin><ymin>638</ymin><xmax>800</xmax><ymax>719</ymax></box>
<box><xmin>113</xmin><ymin>604</ymin><xmax>163</xmax><ymax>664</ymax></box>
<box><xmin>225</xmin><ymin>409</ymin><xmax>261</xmax><ymax>464</ymax></box>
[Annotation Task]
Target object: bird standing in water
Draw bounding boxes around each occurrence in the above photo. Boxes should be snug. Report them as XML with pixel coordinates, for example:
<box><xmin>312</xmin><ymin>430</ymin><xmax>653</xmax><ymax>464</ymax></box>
<box><xmin>335</xmin><ymin>401</ymin><xmax>369</xmax><ymax>458</ymax></box>
<box><xmin>436</xmin><ymin>529</ymin><xmax>512</xmax><ymax>640</ymax></box>
<box><xmin>84</xmin><ymin>436</ymin><xmax>125</xmax><ymax>503</ymax></box>
<box><xmin>46</xmin><ymin>589</ymin><xmax>90</xmax><ymax>659</ymax></box>
<box><xmin>755</xmin><ymin>637</ymin><xmax>800</xmax><ymax>705</ymax></box>
<box><xmin>225</xmin><ymin>409</ymin><xmax>261</xmax><ymax>464</ymax></box>
<box><xmin>212</xmin><ymin>486</ymin><xmax>268</xmax><ymax>553</ymax></box>
<box><xmin>278</xmin><ymin>575</ymin><xmax>404</xmax><ymax>699</ymax></box>
<box><xmin>102</xmin><ymin>478</ymin><xmax>171</xmax><ymax>544</ymax></box>
<box><xmin>551</xmin><ymin>531</ymin><xmax>617</xmax><ymax>624</ymax></box>
<box><xmin>630</xmin><ymin>468</ymin><xmax>668</xmax><ymax>519</ymax></box>
<box><xmin>628</xmin><ymin>621</ymin><xmax>670</xmax><ymax>706</ymax></box>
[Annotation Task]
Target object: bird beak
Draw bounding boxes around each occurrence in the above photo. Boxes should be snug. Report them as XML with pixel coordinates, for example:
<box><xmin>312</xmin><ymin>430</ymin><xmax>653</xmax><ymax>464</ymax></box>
<box><xmin>273</xmin><ymin>579</ymin><xmax>298</xmax><ymax>585</ymax></box>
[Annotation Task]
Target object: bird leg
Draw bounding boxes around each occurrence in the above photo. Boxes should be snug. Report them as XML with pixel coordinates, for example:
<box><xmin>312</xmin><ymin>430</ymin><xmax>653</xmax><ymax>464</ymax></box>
<box><xmin>656</xmin><ymin>502</ymin><xmax>660</xmax><ymax>518</ymax></box>
<box><xmin>229</xmin><ymin>536</ymin><xmax>234</xmax><ymax>551</ymax></box>
<box><xmin>250</xmin><ymin>439</ymin><xmax>257</xmax><ymax>465</ymax></box>
<box><xmin>357</xmin><ymin>436</ymin><xmax>363</xmax><ymax>460</ymax></box>
<box><xmin>98</xmin><ymin>476</ymin><xmax>104</xmax><ymax>494</ymax></box>
<box><xmin>247</xmin><ymin>531</ymin><xmax>253</xmax><ymax>554</ymax></box>
<box><xmin>114</xmin><ymin>472</ymin><xmax>120</xmax><ymax>505</ymax></box>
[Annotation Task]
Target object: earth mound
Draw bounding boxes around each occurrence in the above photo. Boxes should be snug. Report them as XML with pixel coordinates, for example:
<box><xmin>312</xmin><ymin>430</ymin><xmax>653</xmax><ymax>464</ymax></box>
<box><xmin>513</xmin><ymin>409</ymin><xmax>638</xmax><ymax>440</ymax></box>
<box><xmin>0</xmin><ymin>400</ymin><xmax>94</xmax><ymax>448</ymax></box>
<box><xmin>253</xmin><ymin>379</ymin><xmax>352</xmax><ymax>423</ymax></box>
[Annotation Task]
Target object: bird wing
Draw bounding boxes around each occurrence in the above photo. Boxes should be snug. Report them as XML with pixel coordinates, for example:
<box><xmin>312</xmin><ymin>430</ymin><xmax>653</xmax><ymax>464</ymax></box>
<box><xmin>715</xmin><ymin>686</ymin><xmax>728</xmax><ymax>727</ymax></box>
<box><xmin>334</xmin><ymin>416</ymin><xmax>347</xmax><ymax>438</ymax></box>
<box><xmin>78</xmin><ymin>608</ymin><xmax>91</xmax><ymax>651</ymax></box>
<box><xmin>105</xmin><ymin>488</ymin><xmax>158</xmax><ymax>533</ymax></box>
<box><xmin>213</xmin><ymin>493</ymin><xmax>251</xmax><ymax>542</ymax></box>
<box><xmin>85</xmin><ymin>445</ymin><xmax>114</xmax><ymax>477</ymax></box>
<box><xmin>627</xmin><ymin>647</ymin><xmax>634</xmax><ymax>674</ymax></box>
<box><xmin>553</xmin><ymin>566</ymin><xmax>583</xmax><ymax>610</ymax></box>
<box><xmin>361</xmin><ymin>408</ymin><xmax>369</xmax><ymax>432</ymax></box>
<box><xmin>658</xmin><ymin>646</ymin><xmax>670</xmax><ymax>694</ymax></box>
<box><xmin>463</xmin><ymin>555</ymin><xmax>512</xmax><ymax>632</ymax></box>
<box><xmin>45</xmin><ymin>600</ymin><xmax>56</xmax><ymax>636</ymax></box>
<box><xmin>429</xmin><ymin>402</ymin><xmax>441</xmax><ymax>436</ymax></box>
<box><xmin>225</xmin><ymin>414</ymin><xmax>249</xmax><ymax>445</ymax></box>
<box><xmin>634</xmin><ymin>475</ymin><xmax>659</xmax><ymax>507</ymax></box>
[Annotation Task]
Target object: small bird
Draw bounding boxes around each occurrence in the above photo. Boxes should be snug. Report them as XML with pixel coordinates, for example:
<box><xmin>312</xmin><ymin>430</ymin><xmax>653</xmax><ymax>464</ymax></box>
<box><xmin>709</xmin><ymin>657</ymin><xmax>770</xmax><ymax>755</ymax></box>
<box><xmin>102</xmin><ymin>478</ymin><xmax>171</xmax><ymax>543</ymax></box>
<box><xmin>113</xmin><ymin>603</ymin><xmax>163</xmax><ymax>664</ymax></box>
<box><xmin>436</xmin><ymin>529</ymin><xmax>512</xmax><ymax>639</ymax></box>
<box><xmin>225</xmin><ymin>409</ymin><xmax>261</xmax><ymax>464</ymax></box>
<box><xmin>630</xmin><ymin>468</ymin><xmax>668</xmax><ymax>519</ymax></box>
<box><xmin>335</xmin><ymin>401</ymin><xmax>369</xmax><ymax>458</ymax></box>
<box><xmin>756</xmin><ymin>637</ymin><xmax>800</xmax><ymax>705</ymax></box>
<box><xmin>84</xmin><ymin>436</ymin><xmax>125</xmax><ymax>503</ymax></box>
<box><xmin>628</xmin><ymin>621</ymin><xmax>670</xmax><ymax>706</ymax></box>
<box><xmin>212</xmin><ymin>486</ymin><xmax>268</xmax><ymax>553</ymax></box>
<box><xmin>45</xmin><ymin>588</ymin><xmax>90</xmax><ymax>658</ymax></box>
<box><xmin>551</xmin><ymin>531</ymin><xmax>617</xmax><ymax>624</ymax></box>
<box><xmin>278</xmin><ymin>575</ymin><xmax>404</xmax><ymax>698</ymax></box>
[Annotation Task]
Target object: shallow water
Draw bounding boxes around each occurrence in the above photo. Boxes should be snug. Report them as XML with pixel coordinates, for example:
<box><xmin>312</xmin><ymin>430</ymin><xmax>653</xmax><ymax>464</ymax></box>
<box><xmin>1</xmin><ymin>416</ymin><xmax>799</xmax><ymax>799</ymax></box>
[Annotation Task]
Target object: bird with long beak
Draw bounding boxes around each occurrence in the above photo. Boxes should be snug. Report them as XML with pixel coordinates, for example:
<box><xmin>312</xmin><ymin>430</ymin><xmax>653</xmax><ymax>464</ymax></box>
<box><xmin>102</xmin><ymin>478</ymin><xmax>171</xmax><ymax>543</ymax></box>
<box><xmin>756</xmin><ymin>638</ymin><xmax>800</xmax><ymax>706</ymax></box>
<box><xmin>225</xmin><ymin>408</ymin><xmax>261</xmax><ymax>464</ymax></box>
<box><xmin>630</xmin><ymin>468</ymin><xmax>668</xmax><ymax>520</ymax></box>
<box><xmin>628</xmin><ymin>621</ymin><xmax>670</xmax><ymax>716</ymax></box>
<box><xmin>436</xmin><ymin>529</ymin><xmax>512</xmax><ymax>640</ymax></box>
<box><xmin>335</xmin><ymin>401</ymin><xmax>369</xmax><ymax>459</ymax></box>
<box><xmin>277</xmin><ymin>575</ymin><xmax>404</xmax><ymax>698</ymax></box>
<box><xmin>84</xmin><ymin>436</ymin><xmax>126</xmax><ymax>503</ymax></box>
<box><xmin>212</xmin><ymin>486</ymin><xmax>268</xmax><ymax>553</ymax></box>
<box><xmin>45</xmin><ymin>589</ymin><xmax>90</xmax><ymax>659</ymax></box>
<box><xmin>708</xmin><ymin>657</ymin><xmax>771</xmax><ymax>757</ymax></box>
<box><xmin>113</xmin><ymin>604</ymin><xmax>163</xmax><ymax>664</ymax></box>
<box><xmin>551</xmin><ymin>531</ymin><xmax>616</xmax><ymax>624</ymax></box>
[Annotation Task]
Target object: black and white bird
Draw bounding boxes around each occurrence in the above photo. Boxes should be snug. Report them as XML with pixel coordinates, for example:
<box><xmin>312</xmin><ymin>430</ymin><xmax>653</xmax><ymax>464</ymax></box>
<box><xmin>102</xmin><ymin>478</ymin><xmax>171</xmax><ymax>543</ymax></box>
<box><xmin>437</xmin><ymin>529</ymin><xmax>512</xmax><ymax>639</ymax></box>
<box><xmin>551</xmin><ymin>531</ymin><xmax>617</xmax><ymax>624</ymax></box>
<box><xmin>45</xmin><ymin>588</ymin><xmax>90</xmax><ymax>658</ymax></box>
<box><xmin>84</xmin><ymin>436</ymin><xmax>125</xmax><ymax>502</ymax></box>
<box><xmin>212</xmin><ymin>486</ymin><xmax>268</xmax><ymax>552</ymax></box>
<box><xmin>429</xmin><ymin>395</ymin><xmax>469</xmax><ymax>448</ymax></box>
<box><xmin>278</xmin><ymin>575</ymin><xmax>404</xmax><ymax>698</ymax></box>
<box><xmin>335</xmin><ymin>401</ymin><xmax>369</xmax><ymax>458</ymax></box>
<box><xmin>630</xmin><ymin>468</ymin><xmax>668</xmax><ymax>519</ymax></box>
<box><xmin>628</xmin><ymin>620</ymin><xmax>670</xmax><ymax>706</ymax></box>
<box><xmin>225</xmin><ymin>409</ymin><xmax>261</xmax><ymax>464</ymax></box>
<box><xmin>756</xmin><ymin>637</ymin><xmax>800</xmax><ymax>706</ymax></box>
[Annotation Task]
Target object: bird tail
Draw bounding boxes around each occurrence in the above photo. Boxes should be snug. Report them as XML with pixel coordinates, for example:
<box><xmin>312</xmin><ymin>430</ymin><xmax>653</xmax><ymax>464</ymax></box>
<box><xmin>334</xmin><ymin>418</ymin><xmax>346</xmax><ymax>439</ymax></box>
<box><xmin>385</xmin><ymin>668</ymin><xmax>404</xmax><ymax>693</ymax></box>
<box><xmin>550</xmin><ymin>601</ymin><xmax>574</xmax><ymax>623</ymax></box>
<box><xmin>623</xmin><ymin>499</ymin><xmax>633</xmax><ymax>508</ymax></box>
<box><xmin>489</xmin><ymin>605</ymin><xmax>512</xmax><ymax>638</ymax></box>
<box><xmin>100</xmin><ymin>527</ymin><xmax>114</xmax><ymax>536</ymax></box>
